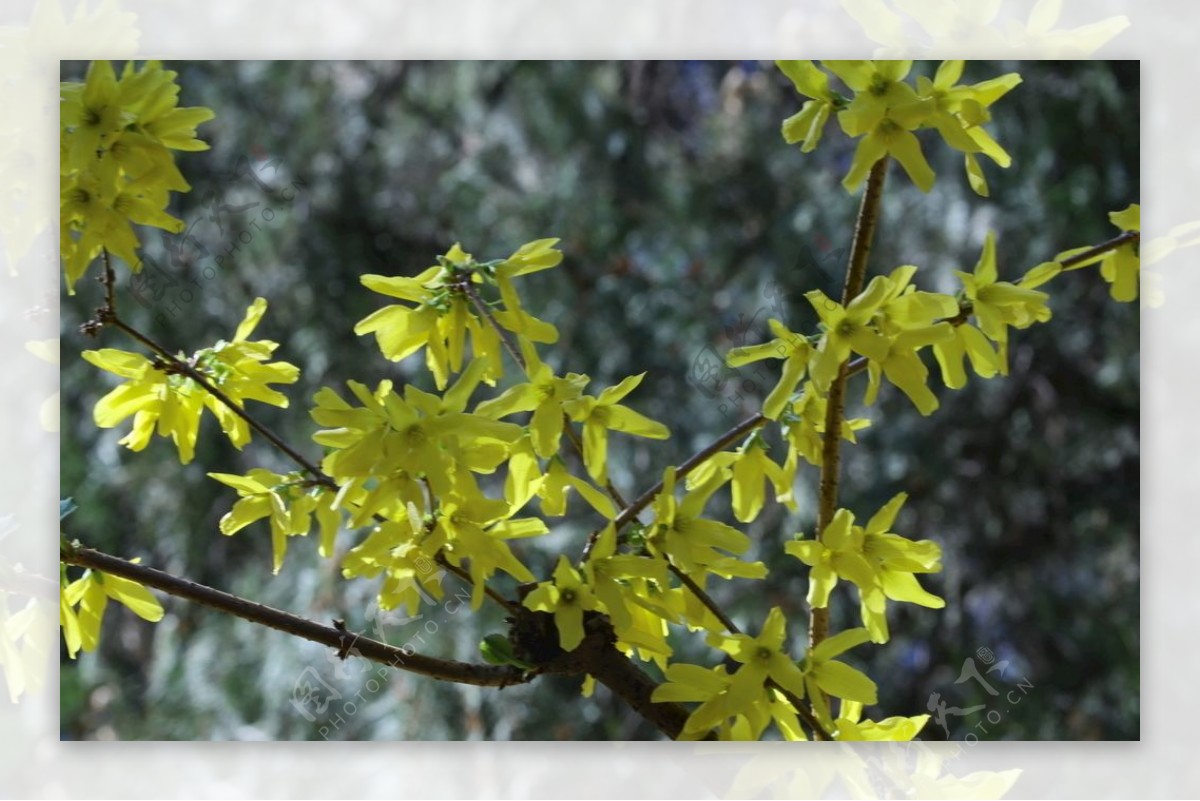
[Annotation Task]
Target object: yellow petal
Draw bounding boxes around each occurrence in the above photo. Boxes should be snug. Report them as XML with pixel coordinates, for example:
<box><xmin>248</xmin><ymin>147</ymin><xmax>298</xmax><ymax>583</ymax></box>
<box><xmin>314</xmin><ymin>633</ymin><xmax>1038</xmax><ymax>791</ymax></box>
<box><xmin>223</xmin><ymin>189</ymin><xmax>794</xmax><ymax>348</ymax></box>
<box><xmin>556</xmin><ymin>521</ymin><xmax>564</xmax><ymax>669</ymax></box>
<box><xmin>101</xmin><ymin>573</ymin><xmax>164</xmax><ymax>622</ymax></box>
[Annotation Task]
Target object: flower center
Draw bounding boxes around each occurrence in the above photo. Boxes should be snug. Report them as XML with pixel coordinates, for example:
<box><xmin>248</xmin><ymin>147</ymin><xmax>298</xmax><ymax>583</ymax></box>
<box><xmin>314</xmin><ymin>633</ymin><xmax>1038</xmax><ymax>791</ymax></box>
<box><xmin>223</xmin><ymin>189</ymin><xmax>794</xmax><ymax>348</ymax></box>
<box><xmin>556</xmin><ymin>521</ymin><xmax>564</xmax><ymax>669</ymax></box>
<box><xmin>878</xmin><ymin>118</ymin><xmax>902</xmax><ymax>136</ymax></box>
<box><xmin>560</xmin><ymin>589</ymin><xmax>577</xmax><ymax>605</ymax></box>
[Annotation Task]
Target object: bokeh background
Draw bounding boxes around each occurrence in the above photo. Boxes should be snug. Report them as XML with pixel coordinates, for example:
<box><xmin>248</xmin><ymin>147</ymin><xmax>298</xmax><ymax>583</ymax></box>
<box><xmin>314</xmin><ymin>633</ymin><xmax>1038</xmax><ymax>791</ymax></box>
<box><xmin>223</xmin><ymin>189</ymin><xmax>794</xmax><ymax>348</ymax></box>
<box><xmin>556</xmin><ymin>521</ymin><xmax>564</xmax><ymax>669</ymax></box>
<box><xmin>59</xmin><ymin>60</ymin><xmax>1139</xmax><ymax>741</ymax></box>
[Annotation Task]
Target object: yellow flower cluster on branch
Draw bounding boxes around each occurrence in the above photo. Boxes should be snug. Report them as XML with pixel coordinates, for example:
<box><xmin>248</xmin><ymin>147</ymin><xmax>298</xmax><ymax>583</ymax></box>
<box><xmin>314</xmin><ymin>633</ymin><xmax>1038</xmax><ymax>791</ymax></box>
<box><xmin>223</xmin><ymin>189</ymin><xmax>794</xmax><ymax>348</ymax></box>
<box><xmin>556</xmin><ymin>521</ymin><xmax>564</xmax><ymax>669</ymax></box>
<box><xmin>60</xmin><ymin>564</ymin><xmax>163</xmax><ymax>659</ymax></box>
<box><xmin>61</xmin><ymin>60</ymin><xmax>214</xmax><ymax>291</ymax></box>
<box><xmin>60</xmin><ymin>59</ymin><xmax>1140</xmax><ymax>743</ymax></box>
<box><xmin>83</xmin><ymin>298</ymin><xmax>299</xmax><ymax>464</ymax></box>
<box><xmin>354</xmin><ymin>240</ymin><xmax>562</xmax><ymax>389</ymax></box>
<box><xmin>778</xmin><ymin>59</ymin><xmax>1020</xmax><ymax>195</ymax></box>
<box><xmin>788</xmin><ymin>493</ymin><xmax>943</xmax><ymax>644</ymax></box>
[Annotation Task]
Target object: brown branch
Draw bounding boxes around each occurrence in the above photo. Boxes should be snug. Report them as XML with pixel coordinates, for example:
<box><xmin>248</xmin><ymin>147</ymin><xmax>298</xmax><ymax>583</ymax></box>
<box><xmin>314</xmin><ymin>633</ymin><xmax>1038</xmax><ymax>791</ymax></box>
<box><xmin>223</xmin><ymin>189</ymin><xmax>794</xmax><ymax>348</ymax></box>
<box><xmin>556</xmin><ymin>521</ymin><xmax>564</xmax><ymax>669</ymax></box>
<box><xmin>567</xmin><ymin>407</ymin><xmax>843</xmax><ymax>737</ymax></box>
<box><xmin>460</xmin><ymin>272</ymin><xmax>638</xmax><ymax>544</ymax></box>
<box><xmin>89</xmin><ymin>248</ymin><xmax>333</xmax><ymax>486</ymax></box>
<box><xmin>770</xmin><ymin>681</ymin><xmax>830</xmax><ymax>741</ymax></box>
<box><xmin>61</xmin><ymin>542</ymin><xmax>528</xmax><ymax>688</ymax></box>
<box><xmin>76</xmin><ymin>255</ymin><xmax>835</xmax><ymax>739</ymax></box>
<box><xmin>590</xmin><ymin>643</ymin><xmax>700</xmax><ymax>740</ymax></box>
<box><xmin>465</xmin><ymin>272</ymin><xmax>826</xmax><ymax>736</ymax></box>
<box><xmin>94</xmin><ymin>314</ymin><xmax>334</xmax><ymax>491</ymax></box>
<box><xmin>661</xmin><ymin>565</ymin><xmax>830</xmax><ymax>739</ymax></box>
<box><xmin>538</xmin><ymin>614</ymin><xmax>704</xmax><ymax>740</ymax></box>
<box><xmin>101</xmin><ymin>249</ymin><xmax>117</xmax><ymax>311</ymax></box>
<box><xmin>811</xmin><ymin>157</ymin><xmax>889</xmax><ymax>652</ymax></box>
<box><xmin>668</xmin><ymin>563</ymin><xmax>740</xmax><ymax>633</ymax></box>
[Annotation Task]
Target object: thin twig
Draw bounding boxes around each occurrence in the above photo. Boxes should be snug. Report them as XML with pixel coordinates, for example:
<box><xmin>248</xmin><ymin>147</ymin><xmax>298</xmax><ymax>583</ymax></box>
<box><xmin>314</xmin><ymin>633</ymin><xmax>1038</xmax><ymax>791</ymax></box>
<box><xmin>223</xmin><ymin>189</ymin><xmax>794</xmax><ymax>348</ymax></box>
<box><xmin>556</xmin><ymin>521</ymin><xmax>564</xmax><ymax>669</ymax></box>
<box><xmin>462</xmin><ymin>275</ymin><xmax>629</xmax><ymax>505</ymax></box>
<box><xmin>460</xmin><ymin>277</ymin><xmax>526</xmax><ymax>371</ymax></box>
<box><xmin>434</xmin><ymin>553</ymin><xmax>519</xmax><ymax>614</ymax></box>
<box><xmin>1060</xmin><ymin>229</ymin><xmax>1140</xmax><ymax>269</ymax></box>
<box><xmin>101</xmin><ymin>249</ymin><xmax>116</xmax><ymax>311</ymax></box>
<box><xmin>842</xmin><ymin>227</ymin><xmax>1141</xmax><ymax>379</ymax></box>
<box><xmin>89</xmin><ymin>268</ymin><xmax>335</xmax><ymax>490</ymax></box>
<box><xmin>118</xmin><ymin>318</ymin><xmax>335</xmax><ymax>486</ymax></box>
<box><xmin>770</xmin><ymin>681</ymin><xmax>831</xmax><ymax>741</ymax></box>
<box><xmin>460</xmin><ymin>267</ymin><xmax>830</xmax><ymax>738</ymax></box>
<box><xmin>579</xmin><ymin>412</ymin><xmax>767</xmax><ymax>561</ymax></box>
<box><xmin>61</xmin><ymin>542</ymin><xmax>528</xmax><ymax>688</ymax></box>
<box><xmin>460</xmin><ymin>272</ymin><xmax>636</xmax><ymax>542</ymax></box>
<box><xmin>669</xmin><ymin>563</ymin><xmax>740</xmax><ymax>633</ymax></box>
<box><xmin>562</xmin><ymin>421</ymin><xmax>629</xmax><ymax>507</ymax></box>
<box><xmin>574</xmin><ymin>408</ymin><xmax>832</xmax><ymax>739</ymax></box>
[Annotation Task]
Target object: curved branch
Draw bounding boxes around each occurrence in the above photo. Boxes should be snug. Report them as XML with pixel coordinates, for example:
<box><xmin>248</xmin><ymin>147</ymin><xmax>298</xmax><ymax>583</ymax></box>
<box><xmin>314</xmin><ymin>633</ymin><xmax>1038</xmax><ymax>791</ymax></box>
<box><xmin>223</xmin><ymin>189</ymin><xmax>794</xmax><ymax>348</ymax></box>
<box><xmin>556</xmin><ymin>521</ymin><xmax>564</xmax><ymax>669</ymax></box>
<box><xmin>525</xmin><ymin>612</ymin><xmax>703</xmax><ymax>740</ymax></box>
<box><xmin>590</xmin><ymin>643</ymin><xmax>699</xmax><ymax>740</ymax></box>
<box><xmin>61</xmin><ymin>542</ymin><xmax>529</xmax><ymax>688</ymax></box>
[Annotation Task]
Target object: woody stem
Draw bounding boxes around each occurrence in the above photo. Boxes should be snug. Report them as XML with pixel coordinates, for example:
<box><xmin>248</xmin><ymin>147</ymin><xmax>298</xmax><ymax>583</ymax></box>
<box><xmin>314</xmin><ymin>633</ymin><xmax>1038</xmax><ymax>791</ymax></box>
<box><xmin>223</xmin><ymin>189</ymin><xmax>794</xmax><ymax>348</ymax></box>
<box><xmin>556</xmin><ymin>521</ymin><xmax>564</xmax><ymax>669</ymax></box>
<box><xmin>811</xmin><ymin>157</ymin><xmax>889</xmax><ymax>653</ymax></box>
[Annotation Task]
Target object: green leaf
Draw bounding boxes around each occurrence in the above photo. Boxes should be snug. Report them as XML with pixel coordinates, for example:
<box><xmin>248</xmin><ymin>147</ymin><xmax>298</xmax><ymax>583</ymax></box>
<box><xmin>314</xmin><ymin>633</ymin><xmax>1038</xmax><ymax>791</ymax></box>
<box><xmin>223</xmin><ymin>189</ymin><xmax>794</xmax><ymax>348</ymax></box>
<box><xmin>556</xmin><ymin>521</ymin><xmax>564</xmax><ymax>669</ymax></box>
<box><xmin>479</xmin><ymin>634</ymin><xmax>533</xmax><ymax>669</ymax></box>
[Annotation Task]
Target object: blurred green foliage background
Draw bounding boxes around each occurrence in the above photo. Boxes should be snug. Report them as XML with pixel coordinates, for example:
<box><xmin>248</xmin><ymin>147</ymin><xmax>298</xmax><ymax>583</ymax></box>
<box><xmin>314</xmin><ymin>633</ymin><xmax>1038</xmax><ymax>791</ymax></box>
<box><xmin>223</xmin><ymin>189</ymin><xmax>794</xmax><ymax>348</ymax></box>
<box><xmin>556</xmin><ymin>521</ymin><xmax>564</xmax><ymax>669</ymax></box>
<box><xmin>60</xmin><ymin>60</ymin><xmax>1138</xmax><ymax>741</ymax></box>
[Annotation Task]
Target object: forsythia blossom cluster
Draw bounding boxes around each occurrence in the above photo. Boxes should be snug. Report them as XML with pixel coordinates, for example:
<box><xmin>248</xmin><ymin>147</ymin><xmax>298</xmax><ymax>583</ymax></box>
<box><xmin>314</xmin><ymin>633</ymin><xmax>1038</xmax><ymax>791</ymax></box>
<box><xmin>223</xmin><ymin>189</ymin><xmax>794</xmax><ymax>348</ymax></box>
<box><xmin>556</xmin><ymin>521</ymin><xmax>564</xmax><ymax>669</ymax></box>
<box><xmin>777</xmin><ymin>59</ymin><xmax>1020</xmax><ymax>195</ymax></box>
<box><xmin>61</xmin><ymin>59</ymin><xmax>1139</xmax><ymax>742</ymax></box>
<box><xmin>60</xmin><ymin>60</ymin><xmax>214</xmax><ymax>291</ymax></box>
<box><xmin>60</xmin><ymin>563</ymin><xmax>163</xmax><ymax>659</ymax></box>
<box><xmin>83</xmin><ymin>298</ymin><xmax>300</xmax><ymax>464</ymax></box>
